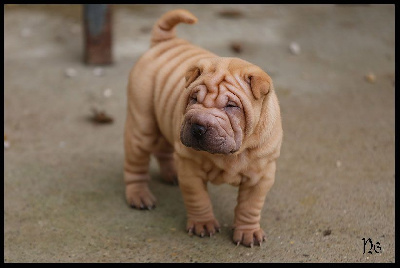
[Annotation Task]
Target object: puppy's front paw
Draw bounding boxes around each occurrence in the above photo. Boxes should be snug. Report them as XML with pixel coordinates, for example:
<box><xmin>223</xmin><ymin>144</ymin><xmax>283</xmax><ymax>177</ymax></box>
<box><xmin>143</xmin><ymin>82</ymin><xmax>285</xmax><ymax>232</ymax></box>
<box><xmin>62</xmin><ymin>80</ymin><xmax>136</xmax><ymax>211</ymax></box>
<box><xmin>186</xmin><ymin>218</ymin><xmax>221</xmax><ymax>237</ymax></box>
<box><xmin>125</xmin><ymin>182</ymin><xmax>156</xmax><ymax>210</ymax></box>
<box><xmin>233</xmin><ymin>227</ymin><xmax>266</xmax><ymax>247</ymax></box>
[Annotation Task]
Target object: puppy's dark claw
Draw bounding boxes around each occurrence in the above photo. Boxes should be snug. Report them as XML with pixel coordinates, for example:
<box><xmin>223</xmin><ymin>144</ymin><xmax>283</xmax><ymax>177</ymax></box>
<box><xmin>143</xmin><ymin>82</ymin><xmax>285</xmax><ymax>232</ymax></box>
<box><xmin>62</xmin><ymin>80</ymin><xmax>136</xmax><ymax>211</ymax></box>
<box><xmin>130</xmin><ymin>204</ymin><xmax>155</xmax><ymax>210</ymax></box>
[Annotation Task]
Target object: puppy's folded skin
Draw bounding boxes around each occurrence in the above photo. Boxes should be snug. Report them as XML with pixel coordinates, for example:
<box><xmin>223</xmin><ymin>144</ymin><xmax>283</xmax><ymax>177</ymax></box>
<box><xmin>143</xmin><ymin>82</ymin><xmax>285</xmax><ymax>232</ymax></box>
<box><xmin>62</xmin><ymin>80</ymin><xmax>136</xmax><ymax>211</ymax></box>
<box><xmin>124</xmin><ymin>9</ymin><xmax>283</xmax><ymax>247</ymax></box>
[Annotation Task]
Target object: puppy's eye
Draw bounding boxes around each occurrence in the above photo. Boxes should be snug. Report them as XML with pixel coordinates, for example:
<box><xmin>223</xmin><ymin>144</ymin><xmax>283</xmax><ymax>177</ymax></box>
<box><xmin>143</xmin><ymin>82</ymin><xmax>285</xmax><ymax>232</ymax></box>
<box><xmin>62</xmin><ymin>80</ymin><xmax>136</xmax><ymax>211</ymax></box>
<box><xmin>225</xmin><ymin>101</ymin><xmax>239</xmax><ymax>109</ymax></box>
<box><xmin>189</xmin><ymin>93</ymin><xmax>198</xmax><ymax>103</ymax></box>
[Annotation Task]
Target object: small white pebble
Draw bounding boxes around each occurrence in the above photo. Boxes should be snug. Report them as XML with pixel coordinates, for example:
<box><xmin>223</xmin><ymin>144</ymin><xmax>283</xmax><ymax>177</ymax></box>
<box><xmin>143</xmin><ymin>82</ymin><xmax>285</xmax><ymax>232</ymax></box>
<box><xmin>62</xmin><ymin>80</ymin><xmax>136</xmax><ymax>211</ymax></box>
<box><xmin>20</xmin><ymin>27</ymin><xmax>32</xmax><ymax>38</ymax></box>
<box><xmin>103</xmin><ymin>88</ymin><xmax>113</xmax><ymax>98</ymax></box>
<box><xmin>336</xmin><ymin>160</ymin><xmax>342</xmax><ymax>168</ymax></box>
<box><xmin>65</xmin><ymin>68</ymin><xmax>77</xmax><ymax>78</ymax></box>
<box><xmin>289</xmin><ymin>42</ymin><xmax>301</xmax><ymax>55</ymax></box>
<box><xmin>4</xmin><ymin>140</ymin><xmax>10</xmax><ymax>149</ymax></box>
<box><xmin>93</xmin><ymin>67</ymin><xmax>105</xmax><ymax>77</ymax></box>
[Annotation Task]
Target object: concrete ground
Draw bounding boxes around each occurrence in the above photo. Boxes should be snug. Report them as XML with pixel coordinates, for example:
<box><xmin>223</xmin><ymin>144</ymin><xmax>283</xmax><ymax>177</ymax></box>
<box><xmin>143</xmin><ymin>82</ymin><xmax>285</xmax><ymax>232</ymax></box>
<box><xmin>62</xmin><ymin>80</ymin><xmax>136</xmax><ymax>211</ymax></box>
<box><xmin>4</xmin><ymin>4</ymin><xmax>395</xmax><ymax>263</ymax></box>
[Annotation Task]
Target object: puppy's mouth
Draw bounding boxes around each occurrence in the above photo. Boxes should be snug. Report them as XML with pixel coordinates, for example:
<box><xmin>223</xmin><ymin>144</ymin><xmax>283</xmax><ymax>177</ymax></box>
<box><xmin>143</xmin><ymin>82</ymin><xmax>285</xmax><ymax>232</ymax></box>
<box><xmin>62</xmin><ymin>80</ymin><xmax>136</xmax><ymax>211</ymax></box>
<box><xmin>180</xmin><ymin>112</ymin><xmax>240</xmax><ymax>154</ymax></box>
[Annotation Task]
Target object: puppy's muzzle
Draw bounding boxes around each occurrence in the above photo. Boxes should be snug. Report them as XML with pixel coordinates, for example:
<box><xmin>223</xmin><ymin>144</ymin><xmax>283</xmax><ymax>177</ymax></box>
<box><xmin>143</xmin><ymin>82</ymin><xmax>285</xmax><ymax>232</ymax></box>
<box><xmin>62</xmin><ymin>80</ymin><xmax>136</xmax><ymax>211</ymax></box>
<box><xmin>180</xmin><ymin>112</ymin><xmax>240</xmax><ymax>155</ymax></box>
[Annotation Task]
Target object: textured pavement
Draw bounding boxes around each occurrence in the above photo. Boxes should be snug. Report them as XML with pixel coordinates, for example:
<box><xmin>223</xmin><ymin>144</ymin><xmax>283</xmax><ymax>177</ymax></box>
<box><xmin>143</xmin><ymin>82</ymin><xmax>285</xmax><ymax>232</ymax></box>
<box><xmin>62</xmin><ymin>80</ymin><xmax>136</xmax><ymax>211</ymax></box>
<box><xmin>4</xmin><ymin>4</ymin><xmax>395</xmax><ymax>263</ymax></box>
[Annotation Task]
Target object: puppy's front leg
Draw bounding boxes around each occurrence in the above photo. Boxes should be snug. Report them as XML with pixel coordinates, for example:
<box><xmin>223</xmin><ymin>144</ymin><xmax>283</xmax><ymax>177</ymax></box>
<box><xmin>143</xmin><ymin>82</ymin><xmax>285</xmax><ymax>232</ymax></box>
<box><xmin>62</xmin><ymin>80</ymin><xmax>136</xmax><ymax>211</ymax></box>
<box><xmin>177</xmin><ymin>157</ymin><xmax>220</xmax><ymax>237</ymax></box>
<box><xmin>233</xmin><ymin>160</ymin><xmax>276</xmax><ymax>247</ymax></box>
<box><xmin>124</xmin><ymin>110</ymin><xmax>157</xmax><ymax>210</ymax></box>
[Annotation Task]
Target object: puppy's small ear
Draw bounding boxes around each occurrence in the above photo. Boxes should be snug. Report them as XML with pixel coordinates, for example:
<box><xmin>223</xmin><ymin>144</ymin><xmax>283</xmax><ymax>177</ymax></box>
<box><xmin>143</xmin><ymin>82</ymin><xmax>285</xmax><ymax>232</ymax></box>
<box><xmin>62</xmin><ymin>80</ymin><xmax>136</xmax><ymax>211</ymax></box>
<box><xmin>185</xmin><ymin>67</ymin><xmax>201</xmax><ymax>88</ymax></box>
<box><xmin>249</xmin><ymin>72</ymin><xmax>272</xmax><ymax>100</ymax></box>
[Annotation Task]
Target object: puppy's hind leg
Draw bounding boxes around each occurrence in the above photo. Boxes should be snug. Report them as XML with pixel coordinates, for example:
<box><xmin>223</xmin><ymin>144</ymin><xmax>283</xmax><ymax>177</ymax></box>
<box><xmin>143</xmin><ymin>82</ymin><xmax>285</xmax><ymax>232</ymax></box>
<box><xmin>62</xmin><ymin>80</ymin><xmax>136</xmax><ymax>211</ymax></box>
<box><xmin>153</xmin><ymin>137</ymin><xmax>178</xmax><ymax>185</ymax></box>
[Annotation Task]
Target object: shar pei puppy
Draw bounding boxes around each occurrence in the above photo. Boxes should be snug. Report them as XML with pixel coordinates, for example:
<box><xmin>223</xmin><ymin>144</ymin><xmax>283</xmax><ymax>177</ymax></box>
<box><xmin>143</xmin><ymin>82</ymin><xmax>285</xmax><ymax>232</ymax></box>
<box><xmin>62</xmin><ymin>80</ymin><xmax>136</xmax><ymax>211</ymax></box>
<box><xmin>124</xmin><ymin>9</ymin><xmax>283</xmax><ymax>247</ymax></box>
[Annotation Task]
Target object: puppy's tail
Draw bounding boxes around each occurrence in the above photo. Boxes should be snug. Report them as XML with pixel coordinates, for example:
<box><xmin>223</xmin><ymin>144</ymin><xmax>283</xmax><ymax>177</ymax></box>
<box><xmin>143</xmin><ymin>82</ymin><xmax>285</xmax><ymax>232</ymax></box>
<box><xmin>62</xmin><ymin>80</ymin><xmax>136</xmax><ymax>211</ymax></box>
<box><xmin>150</xmin><ymin>9</ymin><xmax>198</xmax><ymax>47</ymax></box>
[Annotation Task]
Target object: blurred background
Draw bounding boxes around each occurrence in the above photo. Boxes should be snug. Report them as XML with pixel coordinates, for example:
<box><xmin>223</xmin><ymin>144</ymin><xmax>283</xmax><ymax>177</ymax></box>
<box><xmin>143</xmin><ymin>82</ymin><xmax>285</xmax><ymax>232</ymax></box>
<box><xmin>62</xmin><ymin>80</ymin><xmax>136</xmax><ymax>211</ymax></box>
<box><xmin>4</xmin><ymin>4</ymin><xmax>395</xmax><ymax>263</ymax></box>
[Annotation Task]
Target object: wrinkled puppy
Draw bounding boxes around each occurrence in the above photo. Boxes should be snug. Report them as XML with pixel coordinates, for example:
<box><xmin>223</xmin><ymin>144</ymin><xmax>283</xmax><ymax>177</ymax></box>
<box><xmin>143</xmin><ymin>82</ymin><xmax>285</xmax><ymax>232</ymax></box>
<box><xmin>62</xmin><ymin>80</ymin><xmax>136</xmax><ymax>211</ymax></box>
<box><xmin>124</xmin><ymin>9</ymin><xmax>283</xmax><ymax>247</ymax></box>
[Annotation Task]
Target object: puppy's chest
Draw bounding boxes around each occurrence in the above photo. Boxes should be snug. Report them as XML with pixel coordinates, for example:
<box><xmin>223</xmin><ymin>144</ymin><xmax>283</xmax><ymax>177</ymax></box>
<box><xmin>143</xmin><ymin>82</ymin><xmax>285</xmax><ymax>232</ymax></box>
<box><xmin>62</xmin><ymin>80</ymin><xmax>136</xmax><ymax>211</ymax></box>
<box><xmin>202</xmin><ymin>153</ymin><xmax>262</xmax><ymax>187</ymax></box>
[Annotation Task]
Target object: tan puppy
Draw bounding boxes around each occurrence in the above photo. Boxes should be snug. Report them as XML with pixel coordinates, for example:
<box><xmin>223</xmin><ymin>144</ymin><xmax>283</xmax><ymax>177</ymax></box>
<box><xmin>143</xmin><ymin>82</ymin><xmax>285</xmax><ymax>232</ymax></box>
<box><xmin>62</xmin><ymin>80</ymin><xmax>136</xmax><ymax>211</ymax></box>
<box><xmin>124</xmin><ymin>9</ymin><xmax>283</xmax><ymax>247</ymax></box>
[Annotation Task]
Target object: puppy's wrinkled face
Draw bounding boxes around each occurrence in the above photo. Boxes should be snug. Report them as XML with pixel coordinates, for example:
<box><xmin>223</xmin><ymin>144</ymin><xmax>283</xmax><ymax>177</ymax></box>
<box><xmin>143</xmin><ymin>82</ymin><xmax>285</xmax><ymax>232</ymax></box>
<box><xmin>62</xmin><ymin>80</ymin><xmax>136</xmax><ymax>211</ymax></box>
<box><xmin>180</xmin><ymin>57</ymin><xmax>272</xmax><ymax>154</ymax></box>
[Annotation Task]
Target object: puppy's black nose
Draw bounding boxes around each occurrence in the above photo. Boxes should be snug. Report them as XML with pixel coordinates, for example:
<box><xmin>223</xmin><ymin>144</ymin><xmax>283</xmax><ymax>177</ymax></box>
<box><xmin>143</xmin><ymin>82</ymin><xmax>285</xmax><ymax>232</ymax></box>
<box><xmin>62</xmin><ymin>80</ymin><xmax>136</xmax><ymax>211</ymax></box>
<box><xmin>191</xmin><ymin>124</ymin><xmax>206</xmax><ymax>139</ymax></box>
